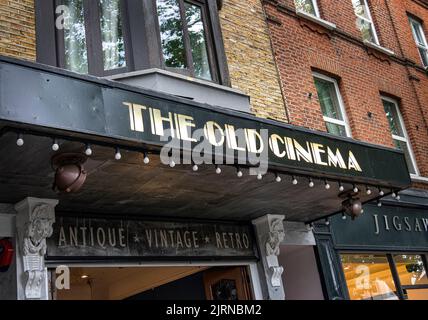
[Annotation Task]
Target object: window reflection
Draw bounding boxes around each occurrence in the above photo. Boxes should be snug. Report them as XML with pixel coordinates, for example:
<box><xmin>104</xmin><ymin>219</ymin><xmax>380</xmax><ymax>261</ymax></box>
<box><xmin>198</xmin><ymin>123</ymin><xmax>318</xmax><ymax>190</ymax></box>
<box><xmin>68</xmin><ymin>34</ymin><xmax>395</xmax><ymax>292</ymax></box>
<box><xmin>99</xmin><ymin>0</ymin><xmax>126</xmax><ymax>70</ymax></box>
<box><xmin>394</xmin><ymin>255</ymin><xmax>428</xmax><ymax>286</ymax></box>
<box><xmin>63</xmin><ymin>0</ymin><xmax>88</xmax><ymax>74</ymax></box>
<box><xmin>157</xmin><ymin>0</ymin><xmax>187</xmax><ymax>69</ymax></box>
<box><xmin>185</xmin><ymin>3</ymin><xmax>211</xmax><ymax>80</ymax></box>
<box><xmin>341</xmin><ymin>254</ymin><xmax>399</xmax><ymax>300</ymax></box>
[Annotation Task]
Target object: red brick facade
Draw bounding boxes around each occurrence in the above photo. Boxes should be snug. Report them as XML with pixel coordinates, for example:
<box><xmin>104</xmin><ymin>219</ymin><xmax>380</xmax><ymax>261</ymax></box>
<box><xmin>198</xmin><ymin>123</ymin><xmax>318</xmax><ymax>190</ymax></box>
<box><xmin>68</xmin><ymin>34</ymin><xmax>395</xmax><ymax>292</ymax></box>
<box><xmin>262</xmin><ymin>0</ymin><xmax>428</xmax><ymax>186</ymax></box>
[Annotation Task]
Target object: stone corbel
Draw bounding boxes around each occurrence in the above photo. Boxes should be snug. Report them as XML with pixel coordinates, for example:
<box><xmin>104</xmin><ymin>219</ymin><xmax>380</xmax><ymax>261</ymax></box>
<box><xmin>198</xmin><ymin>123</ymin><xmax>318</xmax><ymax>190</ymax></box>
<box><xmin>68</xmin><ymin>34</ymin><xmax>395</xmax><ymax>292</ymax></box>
<box><xmin>15</xmin><ymin>198</ymin><xmax>58</xmax><ymax>300</ymax></box>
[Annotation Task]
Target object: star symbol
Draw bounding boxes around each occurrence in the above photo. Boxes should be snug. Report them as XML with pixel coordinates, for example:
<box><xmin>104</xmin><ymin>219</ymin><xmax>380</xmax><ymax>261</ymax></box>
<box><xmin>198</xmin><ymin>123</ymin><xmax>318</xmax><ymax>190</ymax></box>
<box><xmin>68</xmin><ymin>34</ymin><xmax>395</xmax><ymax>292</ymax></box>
<box><xmin>204</xmin><ymin>236</ymin><xmax>210</xmax><ymax>244</ymax></box>
<box><xmin>133</xmin><ymin>234</ymin><xmax>140</xmax><ymax>243</ymax></box>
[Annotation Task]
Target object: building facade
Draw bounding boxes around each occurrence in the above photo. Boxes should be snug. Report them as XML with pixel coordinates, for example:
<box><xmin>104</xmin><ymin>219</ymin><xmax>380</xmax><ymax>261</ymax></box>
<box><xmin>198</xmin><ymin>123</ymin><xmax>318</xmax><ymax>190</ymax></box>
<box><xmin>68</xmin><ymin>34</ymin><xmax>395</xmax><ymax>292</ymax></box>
<box><xmin>261</xmin><ymin>0</ymin><xmax>428</xmax><ymax>300</ymax></box>
<box><xmin>0</xmin><ymin>0</ymin><xmax>424</xmax><ymax>300</ymax></box>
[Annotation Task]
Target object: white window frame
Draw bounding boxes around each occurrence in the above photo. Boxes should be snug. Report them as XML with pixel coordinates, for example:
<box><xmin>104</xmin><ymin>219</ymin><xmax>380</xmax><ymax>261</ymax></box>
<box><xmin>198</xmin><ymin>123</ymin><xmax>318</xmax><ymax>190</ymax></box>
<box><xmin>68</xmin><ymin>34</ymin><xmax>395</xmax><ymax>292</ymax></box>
<box><xmin>313</xmin><ymin>72</ymin><xmax>352</xmax><ymax>138</ymax></box>
<box><xmin>409</xmin><ymin>17</ymin><xmax>428</xmax><ymax>68</ymax></box>
<box><xmin>352</xmin><ymin>0</ymin><xmax>379</xmax><ymax>45</ymax></box>
<box><xmin>381</xmin><ymin>96</ymin><xmax>420</xmax><ymax>177</ymax></box>
<box><xmin>295</xmin><ymin>0</ymin><xmax>320</xmax><ymax>18</ymax></box>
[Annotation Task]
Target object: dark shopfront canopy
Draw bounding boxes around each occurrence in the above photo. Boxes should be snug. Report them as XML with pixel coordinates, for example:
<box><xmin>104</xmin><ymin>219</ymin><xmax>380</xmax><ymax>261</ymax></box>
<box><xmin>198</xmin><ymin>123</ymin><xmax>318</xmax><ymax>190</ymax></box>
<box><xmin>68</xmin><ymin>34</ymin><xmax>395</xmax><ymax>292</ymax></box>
<box><xmin>0</xmin><ymin>56</ymin><xmax>411</xmax><ymax>223</ymax></box>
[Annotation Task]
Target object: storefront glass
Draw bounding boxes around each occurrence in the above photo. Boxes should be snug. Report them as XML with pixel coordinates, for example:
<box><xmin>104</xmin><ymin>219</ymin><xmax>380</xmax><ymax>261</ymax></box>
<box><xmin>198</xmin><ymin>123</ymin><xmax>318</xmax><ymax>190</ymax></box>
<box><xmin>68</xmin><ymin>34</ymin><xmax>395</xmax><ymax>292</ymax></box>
<box><xmin>341</xmin><ymin>254</ymin><xmax>398</xmax><ymax>300</ymax></box>
<box><xmin>341</xmin><ymin>253</ymin><xmax>428</xmax><ymax>300</ymax></box>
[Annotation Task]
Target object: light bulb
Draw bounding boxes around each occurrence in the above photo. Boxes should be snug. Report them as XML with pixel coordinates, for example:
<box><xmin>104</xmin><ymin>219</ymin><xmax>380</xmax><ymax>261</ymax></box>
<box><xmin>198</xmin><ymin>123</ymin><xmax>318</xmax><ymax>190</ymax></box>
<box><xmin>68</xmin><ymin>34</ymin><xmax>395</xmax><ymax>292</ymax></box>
<box><xmin>170</xmin><ymin>160</ymin><xmax>176</xmax><ymax>168</ymax></box>
<box><xmin>192</xmin><ymin>164</ymin><xmax>199</xmax><ymax>172</ymax></box>
<box><xmin>275</xmin><ymin>174</ymin><xmax>282</xmax><ymax>183</ymax></box>
<box><xmin>309</xmin><ymin>179</ymin><xmax>314</xmax><ymax>188</ymax></box>
<box><xmin>391</xmin><ymin>191</ymin><xmax>397</xmax><ymax>198</ymax></box>
<box><xmin>379</xmin><ymin>190</ymin><xmax>385</xmax><ymax>196</ymax></box>
<box><xmin>339</xmin><ymin>184</ymin><xmax>345</xmax><ymax>192</ymax></box>
<box><xmin>292</xmin><ymin>176</ymin><xmax>298</xmax><ymax>185</ymax></box>
<box><xmin>325</xmin><ymin>181</ymin><xmax>331</xmax><ymax>190</ymax></box>
<box><xmin>377</xmin><ymin>201</ymin><xmax>382</xmax><ymax>207</ymax></box>
<box><xmin>16</xmin><ymin>134</ymin><xmax>24</xmax><ymax>147</ymax></box>
<box><xmin>342</xmin><ymin>214</ymin><xmax>347</xmax><ymax>220</ymax></box>
<box><xmin>257</xmin><ymin>173</ymin><xmax>263</xmax><ymax>180</ymax></box>
<box><xmin>115</xmin><ymin>148</ymin><xmax>122</xmax><ymax>160</ymax></box>
<box><xmin>52</xmin><ymin>139</ymin><xmax>59</xmax><ymax>151</ymax></box>
<box><xmin>366</xmin><ymin>188</ymin><xmax>372</xmax><ymax>195</ymax></box>
<box><xmin>237</xmin><ymin>170</ymin><xmax>243</xmax><ymax>178</ymax></box>
<box><xmin>325</xmin><ymin>219</ymin><xmax>330</xmax><ymax>226</ymax></box>
<box><xmin>396</xmin><ymin>195</ymin><xmax>401</xmax><ymax>201</ymax></box>
<box><xmin>215</xmin><ymin>166</ymin><xmax>221</xmax><ymax>174</ymax></box>
<box><xmin>143</xmin><ymin>153</ymin><xmax>150</xmax><ymax>164</ymax></box>
<box><xmin>353</xmin><ymin>186</ymin><xmax>359</xmax><ymax>193</ymax></box>
<box><xmin>85</xmin><ymin>145</ymin><xmax>92</xmax><ymax>156</ymax></box>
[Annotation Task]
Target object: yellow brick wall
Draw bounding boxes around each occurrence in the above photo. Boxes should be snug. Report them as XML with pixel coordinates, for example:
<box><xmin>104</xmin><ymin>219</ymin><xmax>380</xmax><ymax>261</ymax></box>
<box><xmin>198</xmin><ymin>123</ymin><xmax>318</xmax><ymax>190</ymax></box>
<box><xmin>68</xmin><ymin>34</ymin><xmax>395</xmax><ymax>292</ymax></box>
<box><xmin>0</xmin><ymin>0</ymin><xmax>36</xmax><ymax>60</ymax></box>
<box><xmin>219</xmin><ymin>0</ymin><xmax>287</xmax><ymax>122</ymax></box>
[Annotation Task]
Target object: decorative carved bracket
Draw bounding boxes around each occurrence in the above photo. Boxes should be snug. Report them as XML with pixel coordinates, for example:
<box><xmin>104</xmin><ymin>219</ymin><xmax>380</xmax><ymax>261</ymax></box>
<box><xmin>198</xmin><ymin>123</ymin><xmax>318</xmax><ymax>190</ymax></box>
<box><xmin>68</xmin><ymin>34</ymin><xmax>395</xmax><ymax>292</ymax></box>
<box><xmin>15</xmin><ymin>198</ymin><xmax>58</xmax><ymax>300</ymax></box>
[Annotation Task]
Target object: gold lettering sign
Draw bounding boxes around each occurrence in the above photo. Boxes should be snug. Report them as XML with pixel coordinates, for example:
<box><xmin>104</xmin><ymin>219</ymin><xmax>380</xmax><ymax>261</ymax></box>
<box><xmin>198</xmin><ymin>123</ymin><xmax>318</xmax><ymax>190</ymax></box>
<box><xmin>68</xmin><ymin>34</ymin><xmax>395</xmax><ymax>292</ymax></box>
<box><xmin>123</xmin><ymin>102</ymin><xmax>363</xmax><ymax>172</ymax></box>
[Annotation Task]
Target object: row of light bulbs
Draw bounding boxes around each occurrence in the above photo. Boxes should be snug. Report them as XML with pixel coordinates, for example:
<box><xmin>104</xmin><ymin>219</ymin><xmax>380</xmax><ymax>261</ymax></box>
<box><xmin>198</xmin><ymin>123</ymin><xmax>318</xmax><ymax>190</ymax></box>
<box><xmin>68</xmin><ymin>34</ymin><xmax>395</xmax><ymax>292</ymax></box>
<box><xmin>16</xmin><ymin>133</ymin><xmax>400</xmax><ymax>207</ymax></box>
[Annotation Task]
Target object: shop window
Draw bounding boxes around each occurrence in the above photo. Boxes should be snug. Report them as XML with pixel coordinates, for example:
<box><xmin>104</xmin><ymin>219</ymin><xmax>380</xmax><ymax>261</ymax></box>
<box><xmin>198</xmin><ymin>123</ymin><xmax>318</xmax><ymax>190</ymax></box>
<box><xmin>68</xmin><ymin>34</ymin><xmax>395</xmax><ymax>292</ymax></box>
<box><xmin>409</xmin><ymin>17</ymin><xmax>428</xmax><ymax>68</ymax></box>
<box><xmin>294</xmin><ymin>0</ymin><xmax>320</xmax><ymax>17</ymax></box>
<box><xmin>341</xmin><ymin>253</ymin><xmax>428</xmax><ymax>300</ymax></box>
<box><xmin>341</xmin><ymin>254</ymin><xmax>399</xmax><ymax>300</ymax></box>
<box><xmin>351</xmin><ymin>0</ymin><xmax>379</xmax><ymax>44</ymax></box>
<box><xmin>382</xmin><ymin>97</ymin><xmax>418</xmax><ymax>176</ymax></box>
<box><xmin>313</xmin><ymin>73</ymin><xmax>351</xmax><ymax>138</ymax></box>
<box><xmin>156</xmin><ymin>0</ymin><xmax>215</xmax><ymax>81</ymax></box>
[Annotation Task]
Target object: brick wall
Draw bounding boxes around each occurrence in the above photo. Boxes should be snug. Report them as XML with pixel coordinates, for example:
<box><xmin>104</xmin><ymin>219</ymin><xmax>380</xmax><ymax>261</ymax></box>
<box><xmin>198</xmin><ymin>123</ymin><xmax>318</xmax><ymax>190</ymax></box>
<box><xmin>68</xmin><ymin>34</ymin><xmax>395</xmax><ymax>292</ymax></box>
<box><xmin>0</xmin><ymin>0</ymin><xmax>36</xmax><ymax>60</ymax></box>
<box><xmin>219</xmin><ymin>0</ymin><xmax>287</xmax><ymax>122</ymax></box>
<box><xmin>263</xmin><ymin>0</ymin><xmax>428</xmax><ymax>184</ymax></box>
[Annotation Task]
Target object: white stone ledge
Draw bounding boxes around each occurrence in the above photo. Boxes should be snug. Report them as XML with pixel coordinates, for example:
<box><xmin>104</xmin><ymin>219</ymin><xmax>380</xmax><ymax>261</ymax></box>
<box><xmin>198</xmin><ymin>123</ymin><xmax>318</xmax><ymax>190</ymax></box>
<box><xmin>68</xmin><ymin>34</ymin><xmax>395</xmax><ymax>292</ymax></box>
<box><xmin>296</xmin><ymin>10</ymin><xmax>337</xmax><ymax>31</ymax></box>
<box><xmin>363</xmin><ymin>40</ymin><xmax>395</xmax><ymax>56</ymax></box>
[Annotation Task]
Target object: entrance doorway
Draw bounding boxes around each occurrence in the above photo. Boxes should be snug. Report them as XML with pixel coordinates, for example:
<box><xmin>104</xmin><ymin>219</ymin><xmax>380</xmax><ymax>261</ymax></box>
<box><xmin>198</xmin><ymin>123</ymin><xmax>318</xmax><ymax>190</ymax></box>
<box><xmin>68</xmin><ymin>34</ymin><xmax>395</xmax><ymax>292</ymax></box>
<box><xmin>51</xmin><ymin>266</ymin><xmax>254</xmax><ymax>300</ymax></box>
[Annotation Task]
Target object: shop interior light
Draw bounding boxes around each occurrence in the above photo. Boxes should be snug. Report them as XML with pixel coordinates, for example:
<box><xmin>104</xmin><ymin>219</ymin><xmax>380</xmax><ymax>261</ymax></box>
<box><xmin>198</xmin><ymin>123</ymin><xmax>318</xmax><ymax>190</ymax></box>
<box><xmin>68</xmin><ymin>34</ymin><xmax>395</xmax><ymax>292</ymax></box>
<box><xmin>236</xmin><ymin>167</ymin><xmax>243</xmax><ymax>178</ymax></box>
<box><xmin>81</xmin><ymin>275</ymin><xmax>89</xmax><ymax>279</ymax></box>
<box><xmin>85</xmin><ymin>144</ymin><xmax>93</xmax><ymax>156</ymax></box>
<box><xmin>52</xmin><ymin>138</ymin><xmax>60</xmax><ymax>151</ymax></box>
<box><xmin>275</xmin><ymin>173</ymin><xmax>282</xmax><ymax>183</ymax></box>
<box><xmin>16</xmin><ymin>133</ymin><xmax>24</xmax><ymax>147</ymax></box>
<box><xmin>309</xmin><ymin>178</ymin><xmax>314</xmax><ymax>188</ymax></box>
<box><xmin>292</xmin><ymin>176</ymin><xmax>298</xmax><ymax>185</ymax></box>
<box><xmin>114</xmin><ymin>147</ymin><xmax>122</xmax><ymax>160</ymax></box>
<box><xmin>325</xmin><ymin>180</ymin><xmax>331</xmax><ymax>190</ymax></box>
<box><xmin>215</xmin><ymin>165</ymin><xmax>221</xmax><ymax>174</ymax></box>
<box><xmin>339</xmin><ymin>182</ymin><xmax>345</xmax><ymax>192</ymax></box>
<box><xmin>143</xmin><ymin>152</ymin><xmax>150</xmax><ymax>164</ymax></box>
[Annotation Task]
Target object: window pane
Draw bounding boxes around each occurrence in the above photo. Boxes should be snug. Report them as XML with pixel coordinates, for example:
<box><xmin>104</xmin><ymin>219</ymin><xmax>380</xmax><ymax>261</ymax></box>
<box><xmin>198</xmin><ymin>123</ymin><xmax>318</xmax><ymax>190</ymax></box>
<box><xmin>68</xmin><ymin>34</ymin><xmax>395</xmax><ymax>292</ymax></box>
<box><xmin>411</xmin><ymin>20</ymin><xmax>426</xmax><ymax>47</ymax></box>
<box><xmin>157</xmin><ymin>0</ymin><xmax>187</xmax><ymax>69</ymax></box>
<box><xmin>356</xmin><ymin>17</ymin><xmax>376</xmax><ymax>43</ymax></box>
<box><xmin>393</xmin><ymin>139</ymin><xmax>417</xmax><ymax>174</ymax></box>
<box><xmin>341</xmin><ymin>254</ymin><xmax>399</xmax><ymax>300</ymax></box>
<box><xmin>393</xmin><ymin>255</ymin><xmax>428</xmax><ymax>286</ymax></box>
<box><xmin>63</xmin><ymin>0</ymin><xmax>88</xmax><ymax>74</ymax></box>
<box><xmin>405</xmin><ymin>289</ymin><xmax>428</xmax><ymax>300</ymax></box>
<box><xmin>184</xmin><ymin>2</ymin><xmax>212</xmax><ymax>80</ymax></box>
<box><xmin>325</xmin><ymin>122</ymin><xmax>347</xmax><ymax>137</ymax></box>
<box><xmin>418</xmin><ymin>47</ymin><xmax>428</xmax><ymax>67</ymax></box>
<box><xmin>295</xmin><ymin>0</ymin><xmax>317</xmax><ymax>16</ymax></box>
<box><xmin>352</xmin><ymin>0</ymin><xmax>370</xmax><ymax>20</ymax></box>
<box><xmin>383</xmin><ymin>99</ymin><xmax>405</xmax><ymax>137</ymax></box>
<box><xmin>314</xmin><ymin>77</ymin><xmax>344</xmax><ymax>121</ymax></box>
<box><xmin>99</xmin><ymin>0</ymin><xmax>126</xmax><ymax>70</ymax></box>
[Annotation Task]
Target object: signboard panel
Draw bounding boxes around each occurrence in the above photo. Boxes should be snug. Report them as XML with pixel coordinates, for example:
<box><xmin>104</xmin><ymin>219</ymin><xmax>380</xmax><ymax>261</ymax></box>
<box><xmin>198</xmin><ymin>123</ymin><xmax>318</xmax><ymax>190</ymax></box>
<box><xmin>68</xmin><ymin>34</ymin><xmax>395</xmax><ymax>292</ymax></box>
<box><xmin>46</xmin><ymin>216</ymin><xmax>257</xmax><ymax>260</ymax></box>
<box><xmin>331</xmin><ymin>204</ymin><xmax>428</xmax><ymax>251</ymax></box>
<box><xmin>0</xmin><ymin>57</ymin><xmax>411</xmax><ymax>187</ymax></box>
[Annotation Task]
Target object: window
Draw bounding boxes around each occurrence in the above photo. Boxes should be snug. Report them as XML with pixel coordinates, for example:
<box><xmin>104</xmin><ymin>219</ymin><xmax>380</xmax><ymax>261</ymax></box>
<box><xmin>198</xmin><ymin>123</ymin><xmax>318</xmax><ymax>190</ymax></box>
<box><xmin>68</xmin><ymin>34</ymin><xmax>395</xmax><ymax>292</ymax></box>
<box><xmin>409</xmin><ymin>17</ymin><xmax>428</xmax><ymax>68</ymax></box>
<box><xmin>313</xmin><ymin>73</ymin><xmax>351</xmax><ymax>137</ymax></box>
<box><xmin>295</xmin><ymin>0</ymin><xmax>320</xmax><ymax>17</ymax></box>
<box><xmin>56</xmin><ymin>0</ymin><xmax>129</xmax><ymax>75</ymax></box>
<box><xmin>341</xmin><ymin>253</ymin><xmax>428</xmax><ymax>300</ymax></box>
<box><xmin>37</xmin><ymin>0</ymin><xmax>230</xmax><ymax>84</ymax></box>
<box><xmin>351</xmin><ymin>0</ymin><xmax>379</xmax><ymax>44</ymax></box>
<box><xmin>382</xmin><ymin>97</ymin><xmax>418</xmax><ymax>175</ymax></box>
<box><xmin>156</xmin><ymin>0</ymin><xmax>215</xmax><ymax>81</ymax></box>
